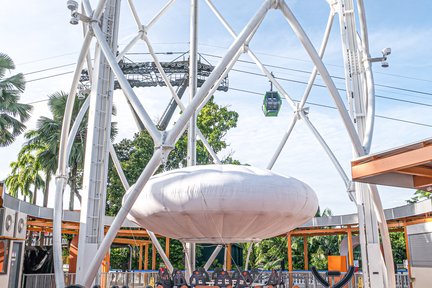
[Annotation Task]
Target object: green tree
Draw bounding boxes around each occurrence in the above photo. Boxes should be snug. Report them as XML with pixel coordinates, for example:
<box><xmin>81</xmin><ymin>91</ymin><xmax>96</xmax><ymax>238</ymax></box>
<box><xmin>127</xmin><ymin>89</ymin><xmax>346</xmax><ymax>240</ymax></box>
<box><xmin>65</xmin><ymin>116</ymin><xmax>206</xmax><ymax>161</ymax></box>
<box><xmin>12</xmin><ymin>91</ymin><xmax>116</xmax><ymax>210</ymax></box>
<box><xmin>0</xmin><ymin>52</ymin><xmax>32</xmax><ymax>146</ymax></box>
<box><xmin>390</xmin><ymin>231</ymin><xmax>406</xmax><ymax>265</ymax></box>
<box><xmin>5</xmin><ymin>151</ymin><xmax>45</xmax><ymax>204</ymax></box>
<box><xmin>106</xmin><ymin>97</ymin><xmax>239</xmax><ymax>216</ymax></box>
<box><xmin>252</xmin><ymin>237</ymin><xmax>288</xmax><ymax>270</ymax></box>
<box><xmin>407</xmin><ymin>189</ymin><xmax>431</xmax><ymax>204</ymax></box>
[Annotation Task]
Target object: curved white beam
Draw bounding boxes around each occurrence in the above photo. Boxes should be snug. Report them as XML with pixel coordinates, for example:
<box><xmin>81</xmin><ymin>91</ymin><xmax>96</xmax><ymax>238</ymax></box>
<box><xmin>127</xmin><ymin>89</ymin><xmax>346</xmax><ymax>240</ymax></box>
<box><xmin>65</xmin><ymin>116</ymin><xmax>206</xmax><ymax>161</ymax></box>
<box><xmin>53</xmin><ymin>29</ymin><xmax>93</xmax><ymax>288</ymax></box>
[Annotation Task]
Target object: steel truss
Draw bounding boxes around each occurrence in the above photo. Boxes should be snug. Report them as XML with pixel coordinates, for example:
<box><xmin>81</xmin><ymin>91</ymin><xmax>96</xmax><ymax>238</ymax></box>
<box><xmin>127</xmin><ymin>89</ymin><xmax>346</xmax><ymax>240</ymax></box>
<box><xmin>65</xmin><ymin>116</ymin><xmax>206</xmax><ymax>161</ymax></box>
<box><xmin>55</xmin><ymin>0</ymin><xmax>394</xmax><ymax>287</ymax></box>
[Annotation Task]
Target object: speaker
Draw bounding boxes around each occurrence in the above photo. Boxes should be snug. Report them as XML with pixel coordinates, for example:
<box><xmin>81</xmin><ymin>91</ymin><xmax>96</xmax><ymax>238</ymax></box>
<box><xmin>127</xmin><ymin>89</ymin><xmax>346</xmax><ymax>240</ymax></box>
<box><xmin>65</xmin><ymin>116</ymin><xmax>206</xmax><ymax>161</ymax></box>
<box><xmin>0</xmin><ymin>207</ymin><xmax>16</xmax><ymax>237</ymax></box>
<box><xmin>14</xmin><ymin>211</ymin><xmax>27</xmax><ymax>239</ymax></box>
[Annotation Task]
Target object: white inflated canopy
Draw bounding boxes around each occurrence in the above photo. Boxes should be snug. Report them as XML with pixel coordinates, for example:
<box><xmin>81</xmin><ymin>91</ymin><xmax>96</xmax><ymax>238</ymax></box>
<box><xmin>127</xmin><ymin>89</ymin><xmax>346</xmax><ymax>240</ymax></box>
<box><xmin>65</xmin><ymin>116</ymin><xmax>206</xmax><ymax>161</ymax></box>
<box><xmin>127</xmin><ymin>164</ymin><xmax>318</xmax><ymax>243</ymax></box>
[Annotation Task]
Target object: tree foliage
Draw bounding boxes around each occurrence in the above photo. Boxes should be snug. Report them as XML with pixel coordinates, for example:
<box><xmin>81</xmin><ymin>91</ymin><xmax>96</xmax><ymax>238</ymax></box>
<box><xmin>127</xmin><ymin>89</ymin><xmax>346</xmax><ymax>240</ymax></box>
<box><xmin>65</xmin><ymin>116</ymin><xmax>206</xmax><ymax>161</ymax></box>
<box><xmin>407</xmin><ymin>189</ymin><xmax>432</xmax><ymax>204</ymax></box>
<box><xmin>106</xmin><ymin>97</ymin><xmax>239</xmax><ymax>216</ymax></box>
<box><xmin>0</xmin><ymin>52</ymin><xmax>32</xmax><ymax>146</ymax></box>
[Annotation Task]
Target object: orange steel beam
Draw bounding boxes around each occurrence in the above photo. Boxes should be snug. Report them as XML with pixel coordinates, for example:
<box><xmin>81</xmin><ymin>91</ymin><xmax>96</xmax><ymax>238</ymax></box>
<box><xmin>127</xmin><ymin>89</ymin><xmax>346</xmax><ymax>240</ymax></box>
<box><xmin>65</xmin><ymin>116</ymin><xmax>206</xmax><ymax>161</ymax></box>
<box><xmin>165</xmin><ymin>238</ymin><xmax>170</xmax><ymax>259</ymax></box>
<box><xmin>152</xmin><ymin>243</ymin><xmax>156</xmax><ymax>270</ymax></box>
<box><xmin>139</xmin><ymin>245</ymin><xmax>143</xmax><ymax>270</ymax></box>
<box><xmin>398</xmin><ymin>166</ymin><xmax>432</xmax><ymax>178</ymax></box>
<box><xmin>287</xmin><ymin>234</ymin><xmax>292</xmax><ymax>272</ymax></box>
<box><xmin>404</xmin><ymin>225</ymin><xmax>412</xmax><ymax>288</ymax></box>
<box><xmin>352</xmin><ymin>144</ymin><xmax>432</xmax><ymax>179</ymax></box>
<box><xmin>144</xmin><ymin>244</ymin><xmax>149</xmax><ymax>270</ymax></box>
<box><xmin>227</xmin><ymin>244</ymin><xmax>232</xmax><ymax>271</ymax></box>
<box><xmin>347</xmin><ymin>227</ymin><xmax>354</xmax><ymax>266</ymax></box>
<box><xmin>303</xmin><ymin>236</ymin><xmax>308</xmax><ymax>270</ymax></box>
<box><xmin>112</xmin><ymin>238</ymin><xmax>151</xmax><ymax>246</ymax></box>
<box><xmin>287</xmin><ymin>234</ymin><xmax>293</xmax><ymax>288</ymax></box>
<box><xmin>413</xmin><ymin>175</ymin><xmax>432</xmax><ymax>189</ymax></box>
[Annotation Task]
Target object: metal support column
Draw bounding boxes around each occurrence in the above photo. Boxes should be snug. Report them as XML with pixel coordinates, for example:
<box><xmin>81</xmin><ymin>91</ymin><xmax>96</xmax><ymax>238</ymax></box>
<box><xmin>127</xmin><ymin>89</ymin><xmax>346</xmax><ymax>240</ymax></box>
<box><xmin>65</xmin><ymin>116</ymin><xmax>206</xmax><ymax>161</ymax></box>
<box><xmin>76</xmin><ymin>0</ymin><xmax>120</xmax><ymax>285</ymax></box>
<box><xmin>336</xmin><ymin>0</ymin><xmax>393</xmax><ymax>286</ymax></box>
<box><xmin>186</xmin><ymin>0</ymin><xmax>198</xmax><ymax>280</ymax></box>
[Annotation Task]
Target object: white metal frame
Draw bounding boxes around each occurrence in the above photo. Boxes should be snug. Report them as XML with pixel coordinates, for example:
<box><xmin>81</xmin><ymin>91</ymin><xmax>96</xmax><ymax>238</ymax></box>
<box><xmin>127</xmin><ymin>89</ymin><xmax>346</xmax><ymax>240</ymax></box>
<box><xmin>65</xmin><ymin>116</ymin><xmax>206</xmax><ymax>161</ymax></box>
<box><xmin>53</xmin><ymin>0</ymin><xmax>394</xmax><ymax>287</ymax></box>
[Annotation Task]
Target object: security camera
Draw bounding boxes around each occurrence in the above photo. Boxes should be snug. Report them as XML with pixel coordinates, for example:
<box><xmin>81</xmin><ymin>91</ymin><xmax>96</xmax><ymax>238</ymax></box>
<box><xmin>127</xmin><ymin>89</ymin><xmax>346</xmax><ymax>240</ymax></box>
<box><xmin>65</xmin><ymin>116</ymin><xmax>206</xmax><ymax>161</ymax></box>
<box><xmin>382</xmin><ymin>47</ymin><xmax>391</xmax><ymax>56</ymax></box>
<box><xmin>381</xmin><ymin>61</ymin><xmax>389</xmax><ymax>68</ymax></box>
<box><xmin>67</xmin><ymin>0</ymin><xmax>79</xmax><ymax>12</ymax></box>
<box><xmin>70</xmin><ymin>14</ymin><xmax>80</xmax><ymax>25</ymax></box>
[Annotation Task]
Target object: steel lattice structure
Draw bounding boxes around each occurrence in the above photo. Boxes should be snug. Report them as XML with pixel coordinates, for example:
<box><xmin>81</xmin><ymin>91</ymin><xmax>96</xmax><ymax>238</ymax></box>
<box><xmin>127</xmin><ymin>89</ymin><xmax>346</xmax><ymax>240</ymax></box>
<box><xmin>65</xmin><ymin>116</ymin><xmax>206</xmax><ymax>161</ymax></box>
<box><xmin>55</xmin><ymin>0</ymin><xmax>395</xmax><ymax>287</ymax></box>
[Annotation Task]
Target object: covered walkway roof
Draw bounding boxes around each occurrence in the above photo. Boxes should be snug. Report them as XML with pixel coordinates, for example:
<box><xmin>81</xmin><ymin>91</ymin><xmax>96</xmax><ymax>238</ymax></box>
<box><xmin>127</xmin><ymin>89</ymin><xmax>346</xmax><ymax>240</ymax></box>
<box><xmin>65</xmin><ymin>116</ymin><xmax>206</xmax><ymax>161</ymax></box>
<box><xmin>351</xmin><ymin>138</ymin><xmax>432</xmax><ymax>191</ymax></box>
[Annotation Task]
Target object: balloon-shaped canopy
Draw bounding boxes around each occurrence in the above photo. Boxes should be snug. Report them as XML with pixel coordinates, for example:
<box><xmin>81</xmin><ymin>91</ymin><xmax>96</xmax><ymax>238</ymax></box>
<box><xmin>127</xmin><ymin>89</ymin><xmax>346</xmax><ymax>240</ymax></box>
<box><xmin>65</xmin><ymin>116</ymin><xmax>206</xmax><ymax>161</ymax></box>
<box><xmin>127</xmin><ymin>164</ymin><xmax>318</xmax><ymax>243</ymax></box>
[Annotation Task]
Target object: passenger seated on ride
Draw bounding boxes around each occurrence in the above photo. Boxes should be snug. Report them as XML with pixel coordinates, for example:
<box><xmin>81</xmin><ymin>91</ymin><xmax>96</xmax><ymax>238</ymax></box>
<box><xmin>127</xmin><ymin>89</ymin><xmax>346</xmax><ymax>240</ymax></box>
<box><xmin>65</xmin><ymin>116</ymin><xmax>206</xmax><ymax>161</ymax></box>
<box><xmin>172</xmin><ymin>269</ymin><xmax>188</xmax><ymax>288</ymax></box>
<box><xmin>198</xmin><ymin>267</ymin><xmax>211</xmax><ymax>282</ymax></box>
<box><xmin>234</xmin><ymin>270</ymin><xmax>253</xmax><ymax>288</ymax></box>
<box><xmin>157</xmin><ymin>268</ymin><xmax>173</xmax><ymax>288</ymax></box>
<box><xmin>214</xmin><ymin>270</ymin><xmax>232</xmax><ymax>288</ymax></box>
<box><xmin>212</xmin><ymin>267</ymin><xmax>223</xmax><ymax>280</ymax></box>
<box><xmin>266</xmin><ymin>269</ymin><xmax>282</xmax><ymax>288</ymax></box>
<box><xmin>190</xmin><ymin>270</ymin><xmax>206</xmax><ymax>287</ymax></box>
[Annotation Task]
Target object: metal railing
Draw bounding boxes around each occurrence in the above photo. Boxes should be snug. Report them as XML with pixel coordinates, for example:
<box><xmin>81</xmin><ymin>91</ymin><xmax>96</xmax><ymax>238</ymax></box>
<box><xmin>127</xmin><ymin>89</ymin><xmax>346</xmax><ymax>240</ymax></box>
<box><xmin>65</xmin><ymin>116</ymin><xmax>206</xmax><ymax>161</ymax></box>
<box><xmin>22</xmin><ymin>271</ymin><xmax>410</xmax><ymax>288</ymax></box>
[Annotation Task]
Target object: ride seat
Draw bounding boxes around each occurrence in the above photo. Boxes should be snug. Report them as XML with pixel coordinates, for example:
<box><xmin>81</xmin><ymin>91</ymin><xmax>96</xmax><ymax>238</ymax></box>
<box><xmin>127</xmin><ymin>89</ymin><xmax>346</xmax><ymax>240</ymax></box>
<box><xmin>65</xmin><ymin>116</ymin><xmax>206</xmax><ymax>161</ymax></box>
<box><xmin>214</xmin><ymin>270</ymin><xmax>232</xmax><ymax>288</ymax></box>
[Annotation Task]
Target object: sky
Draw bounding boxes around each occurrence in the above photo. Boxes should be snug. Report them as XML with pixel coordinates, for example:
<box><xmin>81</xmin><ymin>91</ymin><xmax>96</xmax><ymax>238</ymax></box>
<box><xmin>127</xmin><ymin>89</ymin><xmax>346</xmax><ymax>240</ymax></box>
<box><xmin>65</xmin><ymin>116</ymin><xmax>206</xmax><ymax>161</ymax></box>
<box><xmin>0</xmin><ymin>0</ymin><xmax>431</xmax><ymax>215</ymax></box>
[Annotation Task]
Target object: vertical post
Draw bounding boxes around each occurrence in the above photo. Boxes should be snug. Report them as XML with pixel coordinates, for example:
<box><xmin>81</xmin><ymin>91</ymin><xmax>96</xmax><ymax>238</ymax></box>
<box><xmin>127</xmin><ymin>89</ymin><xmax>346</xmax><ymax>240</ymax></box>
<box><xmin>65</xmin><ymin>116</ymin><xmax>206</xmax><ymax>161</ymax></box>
<box><xmin>76</xmin><ymin>0</ymin><xmax>121</xmax><ymax>285</ymax></box>
<box><xmin>144</xmin><ymin>244</ymin><xmax>149</xmax><ymax>270</ymax></box>
<box><xmin>152</xmin><ymin>243</ymin><xmax>157</xmax><ymax>270</ymax></box>
<box><xmin>303</xmin><ymin>236</ymin><xmax>308</xmax><ymax>271</ymax></box>
<box><xmin>165</xmin><ymin>238</ymin><xmax>170</xmax><ymax>259</ymax></box>
<box><xmin>348</xmin><ymin>227</ymin><xmax>354</xmax><ymax>266</ymax></box>
<box><xmin>139</xmin><ymin>245</ymin><xmax>143</xmax><ymax>270</ymax></box>
<box><xmin>287</xmin><ymin>234</ymin><xmax>293</xmax><ymax>288</ymax></box>
<box><xmin>101</xmin><ymin>251</ymin><xmax>110</xmax><ymax>288</ymax></box>
<box><xmin>186</xmin><ymin>0</ymin><xmax>199</xmax><ymax>279</ymax></box>
<box><xmin>187</xmin><ymin>0</ymin><xmax>198</xmax><ymax>167</ymax></box>
<box><xmin>404</xmin><ymin>224</ymin><xmax>412</xmax><ymax>288</ymax></box>
<box><xmin>226</xmin><ymin>244</ymin><xmax>232</xmax><ymax>271</ymax></box>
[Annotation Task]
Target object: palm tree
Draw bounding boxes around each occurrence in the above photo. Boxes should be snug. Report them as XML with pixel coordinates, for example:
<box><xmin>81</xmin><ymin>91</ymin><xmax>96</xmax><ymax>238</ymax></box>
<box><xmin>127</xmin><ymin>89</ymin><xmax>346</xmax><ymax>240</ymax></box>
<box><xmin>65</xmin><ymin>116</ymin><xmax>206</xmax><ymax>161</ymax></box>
<box><xmin>5</xmin><ymin>152</ymin><xmax>45</xmax><ymax>204</ymax></box>
<box><xmin>23</xmin><ymin>91</ymin><xmax>87</xmax><ymax>210</ymax></box>
<box><xmin>23</xmin><ymin>91</ymin><xmax>117</xmax><ymax>210</ymax></box>
<box><xmin>0</xmin><ymin>52</ymin><xmax>32</xmax><ymax>146</ymax></box>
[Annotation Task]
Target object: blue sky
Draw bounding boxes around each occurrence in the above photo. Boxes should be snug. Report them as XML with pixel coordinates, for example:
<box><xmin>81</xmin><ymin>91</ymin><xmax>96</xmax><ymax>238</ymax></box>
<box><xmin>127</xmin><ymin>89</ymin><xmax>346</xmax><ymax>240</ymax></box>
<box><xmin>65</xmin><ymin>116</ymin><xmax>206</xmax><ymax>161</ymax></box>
<box><xmin>1</xmin><ymin>0</ymin><xmax>431</xmax><ymax>214</ymax></box>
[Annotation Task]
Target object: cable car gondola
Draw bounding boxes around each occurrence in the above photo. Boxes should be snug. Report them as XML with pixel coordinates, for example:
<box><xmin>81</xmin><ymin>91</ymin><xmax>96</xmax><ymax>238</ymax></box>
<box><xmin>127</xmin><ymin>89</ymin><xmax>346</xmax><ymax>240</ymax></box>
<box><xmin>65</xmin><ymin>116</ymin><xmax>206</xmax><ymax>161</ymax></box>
<box><xmin>262</xmin><ymin>90</ymin><xmax>282</xmax><ymax>117</ymax></box>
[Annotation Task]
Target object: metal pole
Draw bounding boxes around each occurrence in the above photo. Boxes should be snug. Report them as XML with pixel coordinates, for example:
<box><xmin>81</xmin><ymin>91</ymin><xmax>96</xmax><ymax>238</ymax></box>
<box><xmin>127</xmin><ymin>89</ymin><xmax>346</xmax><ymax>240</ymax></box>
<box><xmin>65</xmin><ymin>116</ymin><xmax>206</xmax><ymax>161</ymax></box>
<box><xmin>278</xmin><ymin>1</ymin><xmax>364</xmax><ymax>155</ymax></box>
<box><xmin>66</xmin><ymin>97</ymin><xmax>90</xmax><ymax>161</ymax></box>
<box><xmin>186</xmin><ymin>0</ymin><xmax>199</xmax><ymax>277</ymax></box>
<box><xmin>300</xmin><ymin>112</ymin><xmax>351</xmax><ymax>190</ymax></box>
<box><xmin>117</xmin><ymin>33</ymin><xmax>142</xmax><ymax>60</ymax></box>
<box><xmin>127</xmin><ymin>0</ymin><xmax>143</xmax><ymax>29</ymax></box>
<box><xmin>298</xmin><ymin>11</ymin><xmax>335</xmax><ymax>109</ymax></box>
<box><xmin>244</xmin><ymin>243</ymin><xmax>253</xmax><ymax>271</ymax></box>
<box><xmin>91</xmin><ymin>22</ymin><xmax>161</xmax><ymax>143</ymax></box>
<box><xmin>109</xmin><ymin>141</ymin><xmax>130</xmax><ymax>191</ymax></box>
<box><xmin>267</xmin><ymin>116</ymin><xmax>297</xmax><ymax>169</ymax></box>
<box><xmin>166</xmin><ymin>0</ymin><xmax>272</xmax><ymax>144</ymax></box>
<box><xmin>77</xmin><ymin>0</ymin><xmax>121</xmax><ymax>284</ymax></box>
<box><xmin>356</xmin><ymin>0</ymin><xmax>375</xmax><ymax>154</ymax></box>
<box><xmin>205</xmin><ymin>0</ymin><xmax>297</xmax><ymax>110</ymax></box>
<box><xmin>83</xmin><ymin>149</ymin><xmax>163</xmax><ymax>287</ymax></box>
<box><xmin>148</xmin><ymin>231</ymin><xmax>174</xmax><ymax>273</ymax></box>
<box><xmin>83</xmin><ymin>2</ymin><xmax>272</xmax><ymax>284</ymax></box>
<box><xmin>142</xmin><ymin>34</ymin><xmax>221</xmax><ymax>163</ymax></box>
<box><xmin>147</xmin><ymin>0</ymin><xmax>177</xmax><ymax>30</ymax></box>
<box><xmin>204</xmin><ymin>245</ymin><xmax>223</xmax><ymax>271</ymax></box>
<box><xmin>53</xmin><ymin>29</ymin><xmax>93</xmax><ymax>288</ymax></box>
